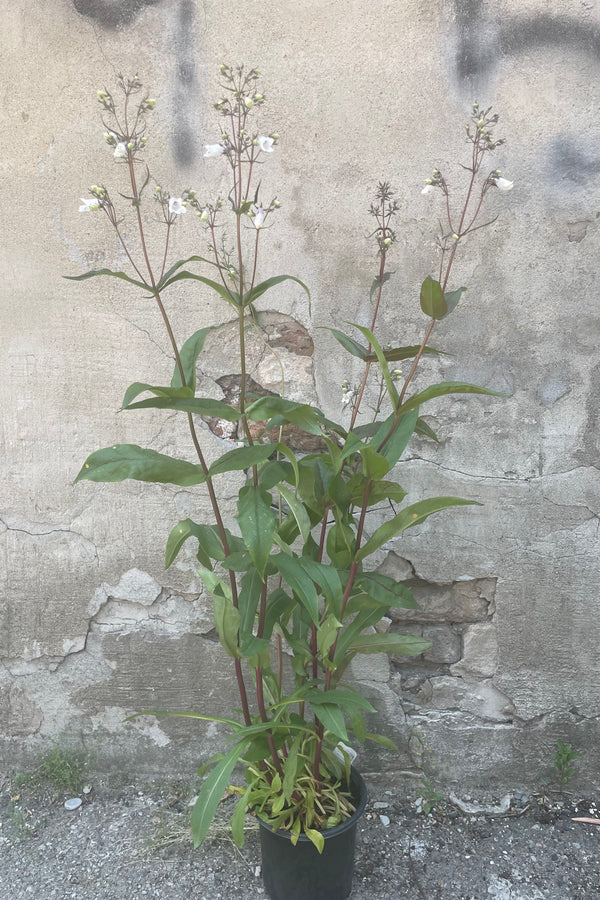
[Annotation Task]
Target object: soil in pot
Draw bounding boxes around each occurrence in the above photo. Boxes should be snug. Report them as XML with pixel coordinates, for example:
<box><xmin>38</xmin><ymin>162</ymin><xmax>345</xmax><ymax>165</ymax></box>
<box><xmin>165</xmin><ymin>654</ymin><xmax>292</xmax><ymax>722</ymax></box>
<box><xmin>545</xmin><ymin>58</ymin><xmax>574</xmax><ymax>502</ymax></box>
<box><xmin>259</xmin><ymin>768</ymin><xmax>368</xmax><ymax>900</ymax></box>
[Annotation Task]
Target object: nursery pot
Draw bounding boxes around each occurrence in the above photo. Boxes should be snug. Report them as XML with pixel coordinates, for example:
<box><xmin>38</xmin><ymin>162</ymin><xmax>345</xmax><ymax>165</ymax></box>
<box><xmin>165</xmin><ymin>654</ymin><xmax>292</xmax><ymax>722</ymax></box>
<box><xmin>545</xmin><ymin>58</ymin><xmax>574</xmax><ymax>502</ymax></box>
<box><xmin>259</xmin><ymin>768</ymin><xmax>368</xmax><ymax>900</ymax></box>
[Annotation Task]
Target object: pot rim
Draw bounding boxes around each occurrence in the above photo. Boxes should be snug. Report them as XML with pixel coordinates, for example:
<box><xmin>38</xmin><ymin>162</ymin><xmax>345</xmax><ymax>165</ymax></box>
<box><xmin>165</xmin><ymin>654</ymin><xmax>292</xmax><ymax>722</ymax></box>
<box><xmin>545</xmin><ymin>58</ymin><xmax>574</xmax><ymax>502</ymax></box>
<box><xmin>257</xmin><ymin>767</ymin><xmax>368</xmax><ymax>844</ymax></box>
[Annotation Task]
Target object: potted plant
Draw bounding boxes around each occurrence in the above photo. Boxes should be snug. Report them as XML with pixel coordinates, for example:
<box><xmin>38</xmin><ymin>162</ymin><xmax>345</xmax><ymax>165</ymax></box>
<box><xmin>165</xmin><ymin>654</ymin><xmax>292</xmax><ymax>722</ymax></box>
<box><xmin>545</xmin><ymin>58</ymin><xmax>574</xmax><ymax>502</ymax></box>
<box><xmin>70</xmin><ymin>68</ymin><xmax>512</xmax><ymax>899</ymax></box>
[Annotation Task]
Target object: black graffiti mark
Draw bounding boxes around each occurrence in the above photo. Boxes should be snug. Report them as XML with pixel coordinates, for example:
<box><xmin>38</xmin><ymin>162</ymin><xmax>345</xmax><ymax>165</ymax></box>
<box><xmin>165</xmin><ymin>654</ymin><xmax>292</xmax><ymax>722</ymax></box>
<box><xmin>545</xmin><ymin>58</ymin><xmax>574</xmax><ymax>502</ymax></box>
<box><xmin>454</xmin><ymin>3</ymin><xmax>600</xmax><ymax>184</ymax></box>
<box><xmin>171</xmin><ymin>0</ymin><xmax>198</xmax><ymax>166</ymax></box>
<box><xmin>73</xmin><ymin>0</ymin><xmax>162</xmax><ymax>30</ymax></box>
<box><xmin>456</xmin><ymin>4</ymin><xmax>600</xmax><ymax>83</ymax></box>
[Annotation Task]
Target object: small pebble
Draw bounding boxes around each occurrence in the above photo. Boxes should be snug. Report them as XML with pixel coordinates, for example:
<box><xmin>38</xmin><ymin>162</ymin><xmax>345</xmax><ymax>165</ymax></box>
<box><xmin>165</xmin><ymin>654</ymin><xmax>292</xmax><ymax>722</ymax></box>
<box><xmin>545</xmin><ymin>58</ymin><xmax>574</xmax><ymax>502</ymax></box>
<box><xmin>373</xmin><ymin>802</ymin><xmax>389</xmax><ymax>809</ymax></box>
<box><xmin>379</xmin><ymin>815</ymin><xmax>390</xmax><ymax>826</ymax></box>
<box><xmin>64</xmin><ymin>798</ymin><xmax>82</xmax><ymax>811</ymax></box>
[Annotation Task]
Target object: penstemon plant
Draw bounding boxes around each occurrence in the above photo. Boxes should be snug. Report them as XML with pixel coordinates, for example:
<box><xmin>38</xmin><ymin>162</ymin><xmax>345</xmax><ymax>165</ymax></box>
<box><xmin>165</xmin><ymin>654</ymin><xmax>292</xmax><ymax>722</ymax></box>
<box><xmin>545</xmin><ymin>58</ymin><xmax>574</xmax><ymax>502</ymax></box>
<box><xmin>70</xmin><ymin>69</ymin><xmax>513</xmax><ymax>852</ymax></box>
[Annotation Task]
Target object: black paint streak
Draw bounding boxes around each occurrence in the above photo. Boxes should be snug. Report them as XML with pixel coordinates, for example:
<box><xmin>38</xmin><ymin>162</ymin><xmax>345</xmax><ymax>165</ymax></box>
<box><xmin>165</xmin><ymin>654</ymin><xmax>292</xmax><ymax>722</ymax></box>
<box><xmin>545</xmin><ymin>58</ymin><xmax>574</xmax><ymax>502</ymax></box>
<box><xmin>171</xmin><ymin>0</ymin><xmax>198</xmax><ymax>166</ymax></box>
<box><xmin>454</xmin><ymin>3</ymin><xmax>600</xmax><ymax>185</ymax></box>
<box><xmin>73</xmin><ymin>0</ymin><xmax>162</xmax><ymax>30</ymax></box>
<box><xmin>455</xmin><ymin>4</ymin><xmax>600</xmax><ymax>82</ymax></box>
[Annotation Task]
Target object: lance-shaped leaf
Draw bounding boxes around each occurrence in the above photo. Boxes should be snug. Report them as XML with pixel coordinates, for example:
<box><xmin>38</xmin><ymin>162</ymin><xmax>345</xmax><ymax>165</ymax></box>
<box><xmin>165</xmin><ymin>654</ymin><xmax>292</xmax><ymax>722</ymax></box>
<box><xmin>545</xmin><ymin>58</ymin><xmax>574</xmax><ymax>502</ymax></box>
<box><xmin>352</xmin><ymin>323</ymin><xmax>399</xmax><ymax>407</ymax></box>
<box><xmin>75</xmin><ymin>444</ymin><xmax>206</xmax><ymax>487</ymax></box>
<box><xmin>64</xmin><ymin>267</ymin><xmax>149</xmax><ymax>291</ymax></box>
<box><xmin>156</xmin><ymin>255</ymin><xmax>219</xmax><ymax>292</ymax></box>
<box><xmin>325</xmin><ymin>327</ymin><xmax>369</xmax><ymax>361</ymax></box>
<box><xmin>237</xmin><ymin>485</ymin><xmax>277</xmax><ymax>578</ymax></box>
<box><xmin>191</xmin><ymin>741</ymin><xmax>248</xmax><ymax>848</ymax></box>
<box><xmin>355</xmin><ymin>571</ymin><xmax>417</xmax><ymax>609</ymax></box>
<box><xmin>415</xmin><ymin>417</ymin><xmax>439</xmax><ymax>443</ymax></box>
<box><xmin>165</xmin><ymin>519</ymin><xmax>227</xmax><ymax>569</ymax></box>
<box><xmin>355</xmin><ymin>496</ymin><xmax>481</xmax><ymax>561</ymax></box>
<box><xmin>245</xmin><ymin>396</ymin><xmax>326</xmax><ymax>438</ymax></box>
<box><xmin>274</xmin><ymin>553</ymin><xmax>319</xmax><ymax>623</ymax></box>
<box><xmin>124</xmin><ymin>395</ymin><xmax>241</xmax><ymax>420</ymax></box>
<box><xmin>242</xmin><ymin>274</ymin><xmax>310</xmax><ymax>308</ymax></box>
<box><xmin>209</xmin><ymin>443</ymin><xmax>277</xmax><ymax>477</ymax></box>
<box><xmin>349</xmin><ymin>632</ymin><xmax>431</xmax><ymax>656</ymax></box>
<box><xmin>365</xmin><ymin>345</ymin><xmax>445</xmax><ymax>363</ymax></box>
<box><xmin>420</xmin><ymin>275</ymin><xmax>447</xmax><ymax>319</ymax></box>
<box><xmin>442</xmin><ymin>286</ymin><xmax>466</xmax><ymax>318</ymax></box>
<box><xmin>372</xmin><ymin>407</ymin><xmax>419</xmax><ymax>467</ymax></box>
<box><xmin>159</xmin><ymin>270</ymin><xmax>241</xmax><ymax>307</ymax></box>
<box><xmin>121</xmin><ymin>382</ymin><xmax>193</xmax><ymax>409</ymax></box>
<box><xmin>171</xmin><ymin>325</ymin><xmax>219</xmax><ymax>391</ymax></box>
<box><xmin>277</xmin><ymin>485</ymin><xmax>311</xmax><ymax>544</ymax></box>
<box><xmin>397</xmin><ymin>381</ymin><xmax>509</xmax><ymax>415</ymax></box>
<box><xmin>213</xmin><ymin>593</ymin><xmax>241</xmax><ymax>657</ymax></box>
<box><xmin>230</xmin><ymin>785</ymin><xmax>252</xmax><ymax>848</ymax></box>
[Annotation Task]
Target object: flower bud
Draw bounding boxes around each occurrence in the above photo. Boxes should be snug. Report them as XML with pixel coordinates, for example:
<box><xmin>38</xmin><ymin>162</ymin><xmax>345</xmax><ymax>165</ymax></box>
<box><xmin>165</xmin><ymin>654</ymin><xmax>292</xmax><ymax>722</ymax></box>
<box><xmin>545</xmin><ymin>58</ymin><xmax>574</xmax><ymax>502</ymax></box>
<box><xmin>200</xmin><ymin>209</ymin><xmax>209</xmax><ymax>222</ymax></box>
<box><xmin>452</xmin><ymin>233</ymin><xmax>460</xmax><ymax>240</ymax></box>
<box><xmin>254</xmin><ymin>93</ymin><xmax>263</xmax><ymax>101</ymax></box>
<box><xmin>244</xmin><ymin>97</ymin><xmax>254</xmax><ymax>108</ymax></box>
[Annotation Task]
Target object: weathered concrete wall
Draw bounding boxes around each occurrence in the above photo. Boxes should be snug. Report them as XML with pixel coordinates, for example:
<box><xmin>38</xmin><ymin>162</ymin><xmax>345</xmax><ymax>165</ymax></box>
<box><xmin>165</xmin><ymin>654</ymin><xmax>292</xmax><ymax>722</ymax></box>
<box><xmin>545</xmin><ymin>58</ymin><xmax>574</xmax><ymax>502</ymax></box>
<box><xmin>1</xmin><ymin>0</ymin><xmax>599</xmax><ymax>792</ymax></box>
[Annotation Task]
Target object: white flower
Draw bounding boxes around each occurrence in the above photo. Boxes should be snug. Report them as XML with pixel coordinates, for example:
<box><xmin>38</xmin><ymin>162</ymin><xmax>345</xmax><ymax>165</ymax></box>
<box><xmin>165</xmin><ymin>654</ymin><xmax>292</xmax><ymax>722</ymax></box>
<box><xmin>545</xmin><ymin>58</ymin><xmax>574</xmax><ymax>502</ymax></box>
<box><xmin>257</xmin><ymin>135</ymin><xmax>275</xmax><ymax>153</ymax></box>
<box><xmin>421</xmin><ymin>184</ymin><xmax>435</xmax><ymax>195</ymax></box>
<box><xmin>204</xmin><ymin>143</ymin><xmax>225</xmax><ymax>158</ymax></box>
<box><xmin>253</xmin><ymin>207</ymin><xmax>265</xmax><ymax>229</ymax></box>
<box><xmin>494</xmin><ymin>176</ymin><xmax>514</xmax><ymax>191</ymax></box>
<box><xmin>114</xmin><ymin>142</ymin><xmax>128</xmax><ymax>158</ymax></box>
<box><xmin>79</xmin><ymin>198</ymin><xmax>100</xmax><ymax>212</ymax></box>
<box><xmin>168</xmin><ymin>197</ymin><xmax>186</xmax><ymax>216</ymax></box>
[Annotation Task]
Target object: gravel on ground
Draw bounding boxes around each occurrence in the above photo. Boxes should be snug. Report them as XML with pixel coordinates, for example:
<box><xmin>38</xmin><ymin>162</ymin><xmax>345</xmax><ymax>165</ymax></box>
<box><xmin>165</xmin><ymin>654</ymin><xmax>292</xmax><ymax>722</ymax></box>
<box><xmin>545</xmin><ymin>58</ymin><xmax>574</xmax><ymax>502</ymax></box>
<box><xmin>1</xmin><ymin>776</ymin><xmax>599</xmax><ymax>899</ymax></box>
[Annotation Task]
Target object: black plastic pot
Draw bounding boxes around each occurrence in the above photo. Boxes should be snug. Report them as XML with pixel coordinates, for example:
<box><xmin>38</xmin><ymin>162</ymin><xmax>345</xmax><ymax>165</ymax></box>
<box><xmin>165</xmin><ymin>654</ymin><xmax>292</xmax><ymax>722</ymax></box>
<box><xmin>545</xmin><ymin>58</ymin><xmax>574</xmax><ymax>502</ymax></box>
<box><xmin>259</xmin><ymin>768</ymin><xmax>368</xmax><ymax>900</ymax></box>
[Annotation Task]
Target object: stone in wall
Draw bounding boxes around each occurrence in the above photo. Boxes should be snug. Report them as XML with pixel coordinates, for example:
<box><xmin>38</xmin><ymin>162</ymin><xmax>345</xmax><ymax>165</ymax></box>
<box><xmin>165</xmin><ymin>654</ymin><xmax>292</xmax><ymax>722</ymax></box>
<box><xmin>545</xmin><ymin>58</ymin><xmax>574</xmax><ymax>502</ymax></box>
<box><xmin>0</xmin><ymin>683</ymin><xmax>44</xmax><ymax>736</ymax></box>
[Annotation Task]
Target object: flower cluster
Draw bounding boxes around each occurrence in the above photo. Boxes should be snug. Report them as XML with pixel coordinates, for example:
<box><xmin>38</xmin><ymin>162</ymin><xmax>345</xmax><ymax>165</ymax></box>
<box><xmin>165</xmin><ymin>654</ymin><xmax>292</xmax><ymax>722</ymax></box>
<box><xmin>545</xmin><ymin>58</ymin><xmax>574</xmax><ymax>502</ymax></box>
<box><xmin>369</xmin><ymin>182</ymin><xmax>399</xmax><ymax>255</ymax></box>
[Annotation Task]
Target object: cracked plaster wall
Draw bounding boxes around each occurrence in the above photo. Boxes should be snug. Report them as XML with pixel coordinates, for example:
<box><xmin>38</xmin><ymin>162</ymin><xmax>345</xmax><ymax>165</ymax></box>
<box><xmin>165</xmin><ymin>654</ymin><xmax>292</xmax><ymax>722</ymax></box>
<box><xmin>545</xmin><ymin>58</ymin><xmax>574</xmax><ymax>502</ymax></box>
<box><xmin>1</xmin><ymin>0</ymin><xmax>600</xmax><ymax>790</ymax></box>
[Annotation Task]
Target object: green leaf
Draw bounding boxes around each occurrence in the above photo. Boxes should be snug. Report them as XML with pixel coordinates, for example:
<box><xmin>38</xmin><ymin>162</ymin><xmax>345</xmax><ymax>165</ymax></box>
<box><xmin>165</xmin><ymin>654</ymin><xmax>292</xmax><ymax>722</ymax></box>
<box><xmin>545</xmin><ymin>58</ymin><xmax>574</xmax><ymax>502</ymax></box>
<box><xmin>242</xmin><ymin>274</ymin><xmax>310</xmax><ymax>308</ymax></box>
<box><xmin>274</xmin><ymin>553</ymin><xmax>319</xmax><ymax>623</ymax></box>
<box><xmin>365</xmin><ymin>732</ymin><xmax>398</xmax><ymax>751</ymax></box>
<box><xmin>351</xmin><ymin>323</ymin><xmax>399</xmax><ymax>406</ymax></box>
<box><xmin>246</xmin><ymin>396</ymin><xmax>324</xmax><ymax>437</ymax></box>
<box><xmin>415</xmin><ymin>417</ymin><xmax>439</xmax><ymax>443</ymax></box>
<box><xmin>356</xmin><ymin>496</ymin><xmax>481</xmax><ymax>561</ymax></box>
<box><xmin>171</xmin><ymin>326</ymin><xmax>218</xmax><ymax>391</ymax></box>
<box><xmin>121</xmin><ymin>382</ymin><xmax>193</xmax><ymax>409</ymax></box>
<box><xmin>372</xmin><ymin>407</ymin><xmax>419</xmax><ymax>468</ymax></box>
<box><xmin>209</xmin><ymin>443</ymin><xmax>277</xmax><ymax>477</ymax></box>
<box><xmin>191</xmin><ymin>742</ymin><xmax>247</xmax><ymax>848</ymax></box>
<box><xmin>238</xmin><ymin>567</ymin><xmax>263</xmax><ymax>639</ymax></box>
<box><xmin>125</xmin><ymin>395</ymin><xmax>241</xmax><ymax>420</ymax></box>
<box><xmin>420</xmin><ymin>276</ymin><xmax>447</xmax><ymax>319</ymax></box>
<box><xmin>316</xmin><ymin>613</ymin><xmax>342</xmax><ymax>658</ymax></box>
<box><xmin>156</xmin><ymin>255</ymin><xmax>218</xmax><ymax>292</ymax></box>
<box><xmin>264</xmin><ymin>588</ymin><xmax>295</xmax><ymax>639</ymax></box>
<box><xmin>398</xmin><ymin>381</ymin><xmax>509</xmax><ymax>415</ymax></box>
<box><xmin>355</xmin><ymin>571</ymin><xmax>417</xmax><ymax>609</ymax></box>
<box><xmin>350</xmin><ymin>632</ymin><xmax>431</xmax><ymax>656</ymax></box>
<box><xmin>310</xmin><ymin>702</ymin><xmax>348</xmax><ymax>742</ymax></box>
<box><xmin>359</xmin><ymin>445</ymin><xmax>390</xmax><ymax>480</ymax></box>
<box><xmin>365</xmin><ymin>345</ymin><xmax>445</xmax><ymax>363</ymax></box>
<box><xmin>213</xmin><ymin>594</ymin><xmax>241</xmax><ymax>657</ymax></box>
<box><xmin>325</xmin><ymin>328</ymin><xmax>369</xmax><ymax>360</ymax></box>
<box><xmin>165</xmin><ymin>518</ymin><xmax>226</xmax><ymax>569</ymax></box>
<box><xmin>282</xmin><ymin>734</ymin><xmax>303</xmax><ymax>801</ymax></box>
<box><xmin>296</xmin><ymin>558</ymin><xmax>344</xmax><ymax>619</ymax></box>
<box><xmin>64</xmin><ymin>267</ymin><xmax>149</xmax><ymax>291</ymax></box>
<box><xmin>278</xmin><ymin>485</ymin><xmax>311</xmax><ymax>544</ymax></box>
<box><xmin>326</xmin><ymin>521</ymin><xmax>355</xmax><ymax>569</ymax></box>
<box><xmin>230</xmin><ymin>785</ymin><xmax>251</xmax><ymax>848</ymax></box>
<box><xmin>350</xmin><ymin>712</ymin><xmax>367</xmax><ymax>743</ymax></box>
<box><xmin>304</xmin><ymin>828</ymin><xmax>325</xmax><ymax>854</ymax></box>
<box><xmin>75</xmin><ymin>444</ymin><xmax>206</xmax><ymax>487</ymax></box>
<box><xmin>308</xmin><ymin>687</ymin><xmax>374</xmax><ymax>715</ymax></box>
<box><xmin>158</xmin><ymin>270</ymin><xmax>241</xmax><ymax>307</ymax></box>
<box><xmin>442</xmin><ymin>286</ymin><xmax>466</xmax><ymax>318</ymax></box>
<box><xmin>237</xmin><ymin>485</ymin><xmax>276</xmax><ymax>577</ymax></box>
